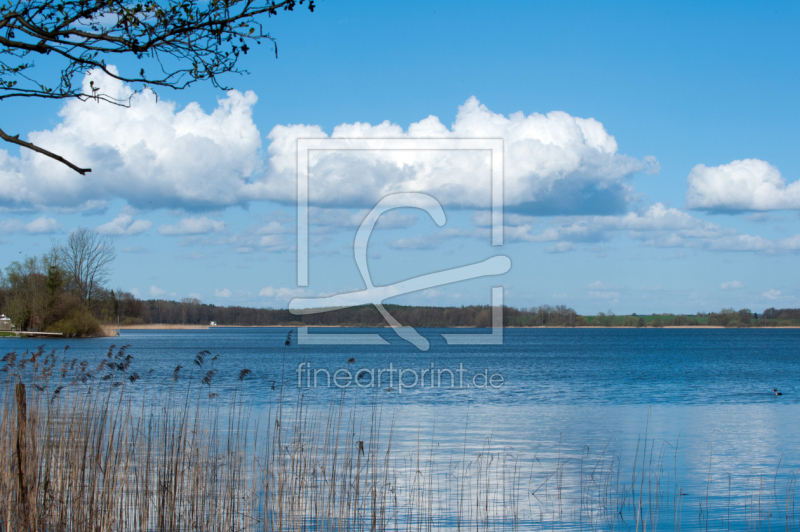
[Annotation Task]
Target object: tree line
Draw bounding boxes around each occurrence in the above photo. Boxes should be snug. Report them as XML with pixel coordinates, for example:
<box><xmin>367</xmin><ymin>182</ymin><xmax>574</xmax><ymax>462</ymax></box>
<box><xmin>763</xmin><ymin>308</ymin><xmax>800</xmax><ymax>321</ymax></box>
<box><xmin>4</xmin><ymin>233</ymin><xmax>800</xmax><ymax>332</ymax></box>
<box><xmin>583</xmin><ymin>308</ymin><xmax>800</xmax><ymax>327</ymax></box>
<box><xmin>81</xmin><ymin>299</ymin><xmax>800</xmax><ymax>328</ymax></box>
<box><xmin>0</xmin><ymin>228</ymin><xmax>118</xmax><ymax>336</ymax></box>
<box><xmin>120</xmin><ymin>300</ymin><xmax>581</xmax><ymax>328</ymax></box>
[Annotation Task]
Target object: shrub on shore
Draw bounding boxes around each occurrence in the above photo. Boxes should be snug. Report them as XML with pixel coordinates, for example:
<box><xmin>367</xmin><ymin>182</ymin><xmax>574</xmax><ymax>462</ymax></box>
<box><xmin>46</xmin><ymin>305</ymin><xmax>102</xmax><ymax>337</ymax></box>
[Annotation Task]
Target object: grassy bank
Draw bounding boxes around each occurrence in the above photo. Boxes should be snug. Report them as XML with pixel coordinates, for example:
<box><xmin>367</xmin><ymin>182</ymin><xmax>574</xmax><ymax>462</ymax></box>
<box><xmin>1</xmin><ymin>346</ymin><xmax>799</xmax><ymax>531</ymax></box>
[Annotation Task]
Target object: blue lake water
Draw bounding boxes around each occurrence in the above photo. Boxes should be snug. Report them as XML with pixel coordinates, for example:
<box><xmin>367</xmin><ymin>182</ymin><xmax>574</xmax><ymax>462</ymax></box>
<box><xmin>5</xmin><ymin>327</ymin><xmax>800</xmax><ymax>530</ymax></box>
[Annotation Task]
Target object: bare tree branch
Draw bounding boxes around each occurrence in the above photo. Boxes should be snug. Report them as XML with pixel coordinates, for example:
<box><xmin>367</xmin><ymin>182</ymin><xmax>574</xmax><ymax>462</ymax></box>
<box><xmin>0</xmin><ymin>125</ymin><xmax>91</xmax><ymax>174</ymax></box>
<box><xmin>1</xmin><ymin>0</ymin><xmax>316</xmax><ymax>173</ymax></box>
<box><xmin>55</xmin><ymin>228</ymin><xmax>115</xmax><ymax>302</ymax></box>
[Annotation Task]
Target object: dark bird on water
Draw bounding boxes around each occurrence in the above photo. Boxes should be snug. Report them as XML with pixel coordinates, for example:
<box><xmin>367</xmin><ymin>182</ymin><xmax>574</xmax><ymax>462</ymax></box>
<box><xmin>774</xmin><ymin>388</ymin><xmax>783</xmax><ymax>396</ymax></box>
<box><xmin>347</xmin><ymin>358</ymin><xmax>355</xmax><ymax>364</ymax></box>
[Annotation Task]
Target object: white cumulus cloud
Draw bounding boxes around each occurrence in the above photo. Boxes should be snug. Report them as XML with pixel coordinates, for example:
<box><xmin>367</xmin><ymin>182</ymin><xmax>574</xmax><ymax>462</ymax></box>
<box><xmin>215</xmin><ymin>288</ymin><xmax>231</xmax><ymax>298</ymax></box>
<box><xmin>96</xmin><ymin>213</ymin><xmax>152</xmax><ymax>235</ymax></box>
<box><xmin>26</xmin><ymin>216</ymin><xmax>62</xmax><ymax>234</ymax></box>
<box><xmin>159</xmin><ymin>216</ymin><xmax>226</xmax><ymax>236</ymax></box>
<box><xmin>0</xmin><ymin>216</ymin><xmax>61</xmax><ymax>234</ymax></box>
<box><xmin>686</xmin><ymin>159</ymin><xmax>800</xmax><ymax>211</ymax></box>
<box><xmin>498</xmin><ymin>202</ymin><xmax>800</xmax><ymax>254</ymax></box>
<box><xmin>259</xmin><ymin>286</ymin><xmax>312</xmax><ymax>299</ymax></box>
<box><xmin>261</xmin><ymin>97</ymin><xmax>654</xmax><ymax>214</ymax></box>
<box><xmin>507</xmin><ymin>203</ymin><xmax>732</xmax><ymax>245</ymax></box>
<box><xmin>149</xmin><ymin>285</ymin><xmax>166</xmax><ymax>297</ymax></box>
<box><xmin>0</xmin><ymin>70</ymin><xmax>656</xmax><ymax>216</ymax></box>
<box><xmin>0</xmin><ymin>67</ymin><xmax>263</xmax><ymax>211</ymax></box>
<box><xmin>763</xmin><ymin>289</ymin><xmax>782</xmax><ymax>300</ymax></box>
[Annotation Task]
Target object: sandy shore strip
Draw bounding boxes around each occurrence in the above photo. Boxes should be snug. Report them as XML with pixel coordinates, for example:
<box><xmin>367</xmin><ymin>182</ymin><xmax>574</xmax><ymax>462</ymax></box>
<box><xmin>116</xmin><ymin>324</ymin><xmax>211</xmax><ymax>330</ymax></box>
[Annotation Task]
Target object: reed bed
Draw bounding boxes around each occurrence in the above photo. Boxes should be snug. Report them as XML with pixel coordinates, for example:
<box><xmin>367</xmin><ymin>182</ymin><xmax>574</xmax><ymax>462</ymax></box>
<box><xmin>1</xmin><ymin>344</ymin><xmax>799</xmax><ymax>532</ymax></box>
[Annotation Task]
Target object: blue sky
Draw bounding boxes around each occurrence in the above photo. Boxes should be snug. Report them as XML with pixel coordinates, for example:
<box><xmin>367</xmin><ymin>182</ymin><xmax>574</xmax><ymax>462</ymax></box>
<box><xmin>2</xmin><ymin>0</ymin><xmax>800</xmax><ymax>314</ymax></box>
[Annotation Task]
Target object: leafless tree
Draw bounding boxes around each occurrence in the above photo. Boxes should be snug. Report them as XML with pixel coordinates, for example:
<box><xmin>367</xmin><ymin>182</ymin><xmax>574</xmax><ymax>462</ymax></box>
<box><xmin>1</xmin><ymin>0</ymin><xmax>316</xmax><ymax>173</ymax></box>
<box><xmin>56</xmin><ymin>227</ymin><xmax>116</xmax><ymax>302</ymax></box>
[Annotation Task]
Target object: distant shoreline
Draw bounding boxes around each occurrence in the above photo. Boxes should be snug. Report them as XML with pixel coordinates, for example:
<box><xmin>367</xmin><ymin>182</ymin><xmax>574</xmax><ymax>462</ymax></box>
<box><xmin>114</xmin><ymin>324</ymin><xmax>800</xmax><ymax>330</ymax></box>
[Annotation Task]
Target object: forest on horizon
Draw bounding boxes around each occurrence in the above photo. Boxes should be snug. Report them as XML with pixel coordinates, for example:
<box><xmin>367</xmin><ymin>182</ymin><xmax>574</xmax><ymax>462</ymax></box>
<box><xmin>4</xmin><ymin>233</ymin><xmax>800</xmax><ymax>334</ymax></box>
<box><xmin>123</xmin><ymin>298</ymin><xmax>800</xmax><ymax>328</ymax></box>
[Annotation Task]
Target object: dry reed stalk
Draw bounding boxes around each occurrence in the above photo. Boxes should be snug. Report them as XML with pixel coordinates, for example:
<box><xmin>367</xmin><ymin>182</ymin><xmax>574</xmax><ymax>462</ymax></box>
<box><xmin>2</xmin><ymin>346</ymin><xmax>800</xmax><ymax>532</ymax></box>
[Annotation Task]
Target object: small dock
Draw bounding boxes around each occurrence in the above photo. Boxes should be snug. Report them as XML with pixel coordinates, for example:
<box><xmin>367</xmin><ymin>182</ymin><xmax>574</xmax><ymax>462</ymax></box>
<box><xmin>3</xmin><ymin>331</ymin><xmax>64</xmax><ymax>338</ymax></box>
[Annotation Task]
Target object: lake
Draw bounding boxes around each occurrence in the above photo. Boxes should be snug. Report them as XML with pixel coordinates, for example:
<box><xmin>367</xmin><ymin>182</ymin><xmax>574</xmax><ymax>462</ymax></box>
<box><xmin>5</xmin><ymin>327</ymin><xmax>800</xmax><ymax>530</ymax></box>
